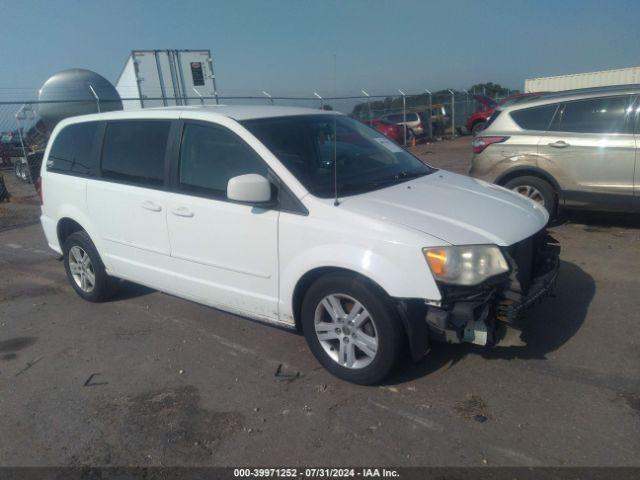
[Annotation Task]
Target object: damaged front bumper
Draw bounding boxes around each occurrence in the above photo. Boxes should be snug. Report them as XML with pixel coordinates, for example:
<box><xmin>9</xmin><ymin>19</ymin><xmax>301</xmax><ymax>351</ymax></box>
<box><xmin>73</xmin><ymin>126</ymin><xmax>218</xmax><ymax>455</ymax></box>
<box><xmin>397</xmin><ymin>231</ymin><xmax>560</xmax><ymax>360</ymax></box>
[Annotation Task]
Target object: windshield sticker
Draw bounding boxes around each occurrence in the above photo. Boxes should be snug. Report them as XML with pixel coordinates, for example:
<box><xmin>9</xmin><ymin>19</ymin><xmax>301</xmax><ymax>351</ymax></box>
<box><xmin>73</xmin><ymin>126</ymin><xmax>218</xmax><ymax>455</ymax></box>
<box><xmin>373</xmin><ymin>137</ymin><xmax>404</xmax><ymax>153</ymax></box>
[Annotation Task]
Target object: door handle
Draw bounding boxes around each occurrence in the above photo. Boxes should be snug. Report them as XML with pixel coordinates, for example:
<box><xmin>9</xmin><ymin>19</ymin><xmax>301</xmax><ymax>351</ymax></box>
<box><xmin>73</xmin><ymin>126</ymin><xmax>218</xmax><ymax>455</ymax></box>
<box><xmin>141</xmin><ymin>201</ymin><xmax>162</xmax><ymax>212</ymax></box>
<box><xmin>171</xmin><ymin>207</ymin><xmax>194</xmax><ymax>218</ymax></box>
<box><xmin>548</xmin><ymin>140</ymin><xmax>570</xmax><ymax>148</ymax></box>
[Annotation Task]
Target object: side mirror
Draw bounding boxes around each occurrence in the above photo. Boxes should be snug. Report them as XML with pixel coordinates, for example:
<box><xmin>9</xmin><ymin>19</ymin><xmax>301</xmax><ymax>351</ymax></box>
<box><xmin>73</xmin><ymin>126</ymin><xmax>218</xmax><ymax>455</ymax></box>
<box><xmin>227</xmin><ymin>174</ymin><xmax>273</xmax><ymax>204</ymax></box>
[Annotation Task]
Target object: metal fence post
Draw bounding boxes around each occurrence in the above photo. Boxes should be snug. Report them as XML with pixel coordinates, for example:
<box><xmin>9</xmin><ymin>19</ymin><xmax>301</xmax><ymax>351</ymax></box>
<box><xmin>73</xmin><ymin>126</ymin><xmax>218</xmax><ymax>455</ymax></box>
<box><xmin>14</xmin><ymin>106</ymin><xmax>34</xmax><ymax>185</ymax></box>
<box><xmin>425</xmin><ymin>89</ymin><xmax>432</xmax><ymax>140</ymax></box>
<box><xmin>361</xmin><ymin>90</ymin><xmax>372</xmax><ymax>121</ymax></box>
<box><xmin>398</xmin><ymin>89</ymin><xmax>406</xmax><ymax>145</ymax></box>
<box><xmin>88</xmin><ymin>84</ymin><xmax>101</xmax><ymax>113</ymax></box>
<box><xmin>448</xmin><ymin>89</ymin><xmax>455</xmax><ymax>139</ymax></box>
<box><xmin>192</xmin><ymin>87</ymin><xmax>205</xmax><ymax>105</ymax></box>
<box><xmin>262</xmin><ymin>91</ymin><xmax>274</xmax><ymax>105</ymax></box>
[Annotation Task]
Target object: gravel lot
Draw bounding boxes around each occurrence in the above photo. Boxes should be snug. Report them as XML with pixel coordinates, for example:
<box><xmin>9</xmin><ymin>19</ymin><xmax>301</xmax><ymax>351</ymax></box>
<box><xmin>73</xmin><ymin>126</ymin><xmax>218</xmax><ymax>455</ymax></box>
<box><xmin>1</xmin><ymin>138</ymin><xmax>639</xmax><ymax>467</ymax></box>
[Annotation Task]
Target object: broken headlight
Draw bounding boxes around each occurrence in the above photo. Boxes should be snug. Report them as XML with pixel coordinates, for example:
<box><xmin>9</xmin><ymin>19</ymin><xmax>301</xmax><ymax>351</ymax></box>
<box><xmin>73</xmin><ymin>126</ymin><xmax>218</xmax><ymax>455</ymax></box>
<box><xmin>423</xmin><ymin>245</ymin><xmax>509</xmax><ymax>286</ymax></box>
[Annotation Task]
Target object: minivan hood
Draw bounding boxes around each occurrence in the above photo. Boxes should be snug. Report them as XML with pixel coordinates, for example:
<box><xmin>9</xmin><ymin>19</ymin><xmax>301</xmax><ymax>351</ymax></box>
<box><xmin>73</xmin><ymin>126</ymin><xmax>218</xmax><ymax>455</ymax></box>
<box><xmin>339</xmin><ymin>171</ymin><xmax>548</xmax><ymax>246</ymax></box>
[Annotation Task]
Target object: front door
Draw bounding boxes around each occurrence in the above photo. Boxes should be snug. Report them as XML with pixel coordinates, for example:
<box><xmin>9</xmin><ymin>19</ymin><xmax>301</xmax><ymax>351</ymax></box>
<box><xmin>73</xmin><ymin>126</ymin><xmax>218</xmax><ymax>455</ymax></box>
<box><xmin>165</xmin><ymin>121</ymin><xmax>280</xmax><ymax>321</ymax></box>
<box><xmin>537</xmin><ymin>95</ymin><xmax>637</xmax><ymax>210</ymax></box>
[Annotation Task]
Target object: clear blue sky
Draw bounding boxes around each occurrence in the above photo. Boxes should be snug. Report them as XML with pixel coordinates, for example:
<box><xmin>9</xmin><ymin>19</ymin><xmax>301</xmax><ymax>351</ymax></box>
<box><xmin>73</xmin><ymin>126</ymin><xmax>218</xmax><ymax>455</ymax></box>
<box><xmin>2</xmin><ymin>0</ymin><xmax>639</xmax><ymax>99</ymax></box>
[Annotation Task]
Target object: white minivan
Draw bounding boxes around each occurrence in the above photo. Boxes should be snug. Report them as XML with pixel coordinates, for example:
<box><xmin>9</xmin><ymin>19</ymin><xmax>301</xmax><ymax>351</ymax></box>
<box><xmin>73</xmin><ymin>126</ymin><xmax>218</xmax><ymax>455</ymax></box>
<box><xmin>39</xmin><ymin>106</ymin><xmax>559</xmax><ymax>384</ymax></box>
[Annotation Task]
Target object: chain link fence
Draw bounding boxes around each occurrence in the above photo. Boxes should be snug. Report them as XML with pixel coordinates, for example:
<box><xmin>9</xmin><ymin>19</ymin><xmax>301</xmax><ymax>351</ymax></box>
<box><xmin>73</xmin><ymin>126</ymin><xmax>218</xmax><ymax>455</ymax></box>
<box><xmin>0</xmin><ymin>90</ymin><xmax>513</xmax><ymax>184</ymax></box>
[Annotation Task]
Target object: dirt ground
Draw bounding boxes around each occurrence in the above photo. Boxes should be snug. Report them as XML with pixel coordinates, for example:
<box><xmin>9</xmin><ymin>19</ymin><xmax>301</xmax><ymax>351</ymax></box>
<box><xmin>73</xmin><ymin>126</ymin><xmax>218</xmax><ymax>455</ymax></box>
<box><xmin>0</xmin><ymin>138</ymin><xmax>639</xmax><ymax>467</ymax></box>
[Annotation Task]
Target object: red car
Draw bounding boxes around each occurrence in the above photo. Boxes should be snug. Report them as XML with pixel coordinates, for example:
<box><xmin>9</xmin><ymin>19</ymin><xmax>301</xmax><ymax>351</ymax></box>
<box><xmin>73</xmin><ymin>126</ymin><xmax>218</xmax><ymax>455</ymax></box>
<box><xmin>466</xmin><ymin>92</ymin><xmax>542</xmax><ymax>135</ymax></box>
<box><xmin>363</xmin><ymin>119</ymin><xmax>404</xmax><ymax>143</ymax></box>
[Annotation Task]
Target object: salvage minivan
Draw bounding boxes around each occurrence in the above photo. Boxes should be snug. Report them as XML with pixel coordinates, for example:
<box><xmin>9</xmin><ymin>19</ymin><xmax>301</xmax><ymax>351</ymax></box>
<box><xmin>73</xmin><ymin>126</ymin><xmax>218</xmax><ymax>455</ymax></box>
<box><xmin>39</xmin><ymin>106</ymin><xmax>560</xmax><ymax>384</ymax></box>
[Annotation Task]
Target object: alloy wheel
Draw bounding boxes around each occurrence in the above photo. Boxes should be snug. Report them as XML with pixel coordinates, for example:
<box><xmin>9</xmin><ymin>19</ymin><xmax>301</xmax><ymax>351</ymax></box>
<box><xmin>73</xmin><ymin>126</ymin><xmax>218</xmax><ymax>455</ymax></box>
<box><xmin>513</xmin><ymin>184</ymin><xmax>545</xmax><ymax>206</ymax></box>
<box><xmin>68</xmin><ymin>246</ymin><xmax>96</xmax><ymax>293</ymax></box>
<box><xmin>314</xmin><ymin>293</ymin><xmax>378</xmax><ymax>369</ymax></box>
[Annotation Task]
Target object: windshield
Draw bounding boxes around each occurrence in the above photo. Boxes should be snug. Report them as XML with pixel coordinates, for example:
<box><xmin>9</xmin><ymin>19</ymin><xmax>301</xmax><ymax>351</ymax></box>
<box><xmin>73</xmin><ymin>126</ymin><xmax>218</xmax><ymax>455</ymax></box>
<box><xmin>241</xmin><ymin>114</ymin><xmax>435</xmax><ymax>198</ymax></box>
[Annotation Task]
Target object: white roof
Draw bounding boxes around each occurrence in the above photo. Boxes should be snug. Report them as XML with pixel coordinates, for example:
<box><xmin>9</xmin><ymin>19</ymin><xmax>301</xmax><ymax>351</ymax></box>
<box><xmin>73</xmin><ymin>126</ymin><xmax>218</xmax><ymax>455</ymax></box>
<box><xmin>165</xmin><ymin>105</ymin><xmax>337</xmax><ymax>120</ymax></box>
<box><xmin>64</xmin><ymin>105</ymin><xmax>338</xmax><ymax>125</ymax></box>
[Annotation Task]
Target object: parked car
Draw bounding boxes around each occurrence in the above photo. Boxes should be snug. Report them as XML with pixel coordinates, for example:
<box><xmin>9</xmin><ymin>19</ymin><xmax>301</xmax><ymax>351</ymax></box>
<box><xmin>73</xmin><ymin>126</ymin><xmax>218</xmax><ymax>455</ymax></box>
<box><xmin>466</xmin><ymin>93</ymin><xmax>542</xmax><ymax>135</ymax></box>
<box><xmin>40</xmin><ymin>106</ymin><xmax>558</xmax><ymax>385</ymax></box>
<box><xmin>470</xmin><ymin>85</ymin><xmax>640</xmax><ymax>216</ymax></box>
<box><xmin>378</xmin><ymin>111</ymin><xmax>425</xmax><ymax>138</ymax></box>
<box><xmin>363</xmin><ymin>119</ymin><xmax>404</xmax><ymax>143</ymax></box>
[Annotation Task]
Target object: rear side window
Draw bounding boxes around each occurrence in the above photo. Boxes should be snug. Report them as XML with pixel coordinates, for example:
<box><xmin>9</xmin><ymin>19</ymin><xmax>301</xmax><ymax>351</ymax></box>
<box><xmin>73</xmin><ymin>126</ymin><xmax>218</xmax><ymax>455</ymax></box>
<box><xmin>510</xmin><ymin>104</ymin><xmax>558</xmax><ymax>131</ymax></box>
<box><xmin>552</xmin><ymin>96</ymin><xmax>633</xmax><ymax>134</ymax></box>
<box><xmin>101</xmin><ymin>120</ymin><xmax>170</xmax><ymax>187</ymax></box>
<box><xmin>386</xmin><ymin>114</ymin><xmax>404</xmax><ymax>123</ymax></box>
<box><xmin>47</xmin><ymin>122</ymin><xmax>100</xmax><ymax>175</ymax></box>
<box><xmin>179</xmin><ymin>123</ymin><xmax>268</xmax><ymax>198</ymax></box>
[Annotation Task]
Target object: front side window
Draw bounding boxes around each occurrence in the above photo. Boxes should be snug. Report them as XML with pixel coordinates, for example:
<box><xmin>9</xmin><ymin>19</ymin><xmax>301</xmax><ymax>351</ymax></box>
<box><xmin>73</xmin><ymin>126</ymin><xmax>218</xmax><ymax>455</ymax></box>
<box><xmin>179</xmin><ymin>123</ymin><xmax>268</xmax><ymax>198</ymax></box>
<box><xmin>242</xmin><ymin>115</ymin><xmax>435</xmax><ymax>198</ymax></box>
<box><xmin>510</xmin><ymin>104</ymin><xmax>558</xmax><ymax>131</ymax></box>
<box><xmin>552</xmin><ymin>96</ymin><xmax>633</xmax><ymax>134</ymax></box>
<box><xmin>101</xmin><ymin>121</ymin><xmax>170</xmax><ymax>186</ymax></box>
<box><xmin>47</xmin><ymin>122</ymin><xmax>100</xmax><ymax>174</ymax></box>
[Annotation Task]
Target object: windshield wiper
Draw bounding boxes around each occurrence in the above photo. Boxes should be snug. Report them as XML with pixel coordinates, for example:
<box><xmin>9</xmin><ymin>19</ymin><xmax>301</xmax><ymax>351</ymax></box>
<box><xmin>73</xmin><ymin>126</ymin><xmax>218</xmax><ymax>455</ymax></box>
<box><xmin>395</xmin><ymin>169</ymin><xmax>428</xmax><ymax>180</ymax></box>
<box><xmin>368</xmin><ymin>170</ymin><xmax>428</xmax><ymax>189</ymax></box>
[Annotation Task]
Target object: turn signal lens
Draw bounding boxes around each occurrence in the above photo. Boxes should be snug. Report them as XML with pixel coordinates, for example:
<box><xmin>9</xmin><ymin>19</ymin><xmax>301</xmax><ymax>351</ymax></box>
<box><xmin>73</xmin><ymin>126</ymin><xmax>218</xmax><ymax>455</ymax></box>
<box><xmin>425</xmin><ymin>249</ymin><xmax>447</xmax><ymax>276</ymax></box>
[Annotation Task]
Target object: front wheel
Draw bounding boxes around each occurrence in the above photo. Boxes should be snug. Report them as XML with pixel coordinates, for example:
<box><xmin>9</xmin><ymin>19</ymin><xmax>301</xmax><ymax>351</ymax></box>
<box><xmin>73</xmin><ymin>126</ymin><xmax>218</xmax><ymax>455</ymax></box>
<box><xmin>301</xmin><ymin>273</ymin><xmax>402</xmax><ymax>385</ymax></box>
<box><xmin>504</xmin><ymin>175</ymin><xmax>557</xmax><ymax>217</ymax></box>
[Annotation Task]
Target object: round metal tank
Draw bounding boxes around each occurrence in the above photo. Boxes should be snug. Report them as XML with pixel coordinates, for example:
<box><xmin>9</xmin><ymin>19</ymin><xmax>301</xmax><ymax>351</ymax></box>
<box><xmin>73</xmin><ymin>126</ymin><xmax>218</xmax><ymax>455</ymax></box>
<box><xmin>37</xmin><ymin>68</ymin><xmax>122</xmax><ymax>128</ymax></box>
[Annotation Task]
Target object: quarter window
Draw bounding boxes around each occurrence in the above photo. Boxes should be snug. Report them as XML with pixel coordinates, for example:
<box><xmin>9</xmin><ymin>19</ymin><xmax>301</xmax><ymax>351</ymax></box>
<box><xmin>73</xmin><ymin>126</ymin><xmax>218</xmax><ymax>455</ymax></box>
<box><xmin>179</xmin><ymin>123</ymin><xmax>268</xmax><ymax>198</ymax></box>
<box><xmin>552</xmin><ymin>96</ymin><xmax>632</xmax><ymax>134</ymax></box>
<box><xmin>101</xmin><ymin>121</ymin><xmax>170</xmax><ymax>186</ymax></box>
<box><xmin>510</xmin><ymin>104</ymin><xmax>558</xmax><ymax>131</ymax></box>
<box><xmin>47</xmin><ymin>122</ymin><xmax>100</xmax><ymax>174</ymax></box>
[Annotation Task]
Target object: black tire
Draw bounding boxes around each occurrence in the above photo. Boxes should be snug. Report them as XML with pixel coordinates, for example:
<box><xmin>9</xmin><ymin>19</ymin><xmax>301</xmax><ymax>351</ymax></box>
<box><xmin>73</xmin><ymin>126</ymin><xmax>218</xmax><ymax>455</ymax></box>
<box><xmin>62</xmin><ymin>230</ymin><xmax>119</xmax><ymax>302</ymax></box>
<box><xmin>301</xmin><ymin>272</ymin><xmax>402</xmax><ymax>385</ymax></box>
<box><xmin>471</xmin><ymin>121</ymin><xmax>486</xmax><ymax>136</ymax></box>
<box><xmin>503</xmin><ymin>175</ymin><xmax>557</xmax><ymax>217</ymax></box>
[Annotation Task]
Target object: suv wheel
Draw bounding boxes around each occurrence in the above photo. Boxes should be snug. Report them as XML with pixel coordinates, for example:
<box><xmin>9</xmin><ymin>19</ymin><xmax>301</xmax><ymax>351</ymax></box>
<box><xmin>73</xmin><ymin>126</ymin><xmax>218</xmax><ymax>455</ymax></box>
<box><xmin>504</xmin><ymin>176</ymin><xmax>557</xmax><ymax>216</ymax></box>
<box><xmin>301</xmin><ymin>273</ymin><xmax>402</xmax><ymax>385</ymax></box>
<box><xmin>63</xmin><ymin>231</ymin><xmax>119</xmax><ymax>302</ymax></box>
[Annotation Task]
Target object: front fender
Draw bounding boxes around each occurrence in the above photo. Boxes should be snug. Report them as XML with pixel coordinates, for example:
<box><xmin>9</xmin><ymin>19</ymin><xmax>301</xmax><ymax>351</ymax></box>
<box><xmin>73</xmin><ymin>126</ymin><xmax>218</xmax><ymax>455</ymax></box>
<box><xmin>279</xmin><ymin>243</ymin><xmax>440</xmax><ymax>323</ymax></box>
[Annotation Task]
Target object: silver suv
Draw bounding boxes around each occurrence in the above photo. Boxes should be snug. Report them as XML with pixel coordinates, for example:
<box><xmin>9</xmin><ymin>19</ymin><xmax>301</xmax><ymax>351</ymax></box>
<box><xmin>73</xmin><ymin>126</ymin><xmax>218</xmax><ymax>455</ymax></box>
<box><xmin>470</xmin><ymin>85</ymin><xmax>640</xmax><ymax>216</ymax></box>
<box><xmin>379</xmin><ymin>111</ymin><xmax>424</xmax><ymax>137</ymax></box>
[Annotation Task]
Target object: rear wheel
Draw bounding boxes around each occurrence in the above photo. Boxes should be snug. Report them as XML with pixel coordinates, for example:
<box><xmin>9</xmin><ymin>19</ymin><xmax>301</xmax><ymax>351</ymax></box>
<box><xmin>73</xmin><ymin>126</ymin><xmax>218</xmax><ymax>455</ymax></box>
<box><xmin>504</xmin><ymin>175</ymin><xmax>557</xmax><ymax>216</ymax></box>
<box><xmin>301</xmin><ymin>273</ymin><xmax>402</xmax><ymax>385</ymax></box>
<box><xmin>63</xmin><ymin>231</ymin><xmax>119</xmax><ymax>302</ymax></box>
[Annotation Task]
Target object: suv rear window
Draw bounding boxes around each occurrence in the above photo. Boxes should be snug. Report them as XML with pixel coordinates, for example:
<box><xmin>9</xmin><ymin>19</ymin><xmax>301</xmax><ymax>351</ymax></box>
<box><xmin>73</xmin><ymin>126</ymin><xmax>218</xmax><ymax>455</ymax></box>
<box><xmin>510</xmin><ymin>104</ymin><xmax>558</xmax><ymax>131</ymax></box>
<box><xmin>101</xmin><ymin>120</ymin><xmax>170</xmax><ymax>187</ymax></box>
<box><xmin>47</xmin><ymin>122</ymin><xmax>100</xmax><ymax>175</ymax></box>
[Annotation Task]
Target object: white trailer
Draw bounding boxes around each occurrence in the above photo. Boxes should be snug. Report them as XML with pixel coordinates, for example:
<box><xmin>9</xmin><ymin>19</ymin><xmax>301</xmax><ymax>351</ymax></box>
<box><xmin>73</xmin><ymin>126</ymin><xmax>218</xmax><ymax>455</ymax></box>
<box><xmin>524</xmin><ymin>66</ymin><xmax>640</xmax><ymax>93</ymax></box>
<box><xmin>116</xmin><ymin>49</ymin><xmax>218</xmax><ymax>110</ymax></box>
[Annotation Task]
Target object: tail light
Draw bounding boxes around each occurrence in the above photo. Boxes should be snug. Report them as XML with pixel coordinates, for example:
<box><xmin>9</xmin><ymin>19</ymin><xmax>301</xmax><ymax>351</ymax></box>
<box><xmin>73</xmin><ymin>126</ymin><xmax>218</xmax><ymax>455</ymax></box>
<box><xmin>472</xmin><ymin>136</ymin><xmax>509</xmax><ymax>154</ymax></box>
<box><xmin>36</xmin><ymin>176</ymin><xmax>43</xmax><ymax>205</ymax></box>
